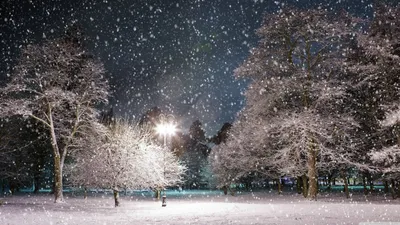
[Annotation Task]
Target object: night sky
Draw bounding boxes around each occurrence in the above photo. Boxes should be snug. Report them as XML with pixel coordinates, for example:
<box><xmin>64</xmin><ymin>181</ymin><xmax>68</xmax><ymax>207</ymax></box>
<box><xmin>0</xmin><ymin>0</ymin><xmax>378</xmax><ymax>136</ymax></box>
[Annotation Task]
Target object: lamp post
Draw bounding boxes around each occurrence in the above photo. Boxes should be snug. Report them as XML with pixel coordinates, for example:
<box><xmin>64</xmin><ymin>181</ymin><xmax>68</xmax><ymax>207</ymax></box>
<box><xmin>155</xmin><ymin>115</ymin><xmax>176</xmax><ymax>207</ymax></box>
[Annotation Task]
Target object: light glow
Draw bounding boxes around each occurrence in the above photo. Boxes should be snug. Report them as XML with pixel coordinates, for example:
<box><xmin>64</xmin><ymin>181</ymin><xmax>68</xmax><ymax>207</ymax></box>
<box><xmin>155</xmin><ymin>123</ymin><xmax>177</xmax><ymax>136</ymax></box>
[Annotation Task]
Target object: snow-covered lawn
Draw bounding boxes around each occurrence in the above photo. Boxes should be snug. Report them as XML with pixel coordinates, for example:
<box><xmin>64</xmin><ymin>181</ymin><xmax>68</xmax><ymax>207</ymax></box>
<box><xmin>1</xmin><ymin>190</ymin><xmax>400</xmax><ymax>225</ymax></box>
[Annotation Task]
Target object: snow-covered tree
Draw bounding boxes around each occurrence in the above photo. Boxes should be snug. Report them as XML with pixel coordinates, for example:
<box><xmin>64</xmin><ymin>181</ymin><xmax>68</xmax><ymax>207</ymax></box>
<box><xmin>348</xmin><ymin>3</ymin><xmax>400</xmax><ymax>191</ymax></box>
<box><xmin>211</xmin><ymin>115</ymin><xmax>274</xmax><ymax>190</ymax></box>
<box><xmin>212</xmin><ymin>8</ymin><xmax>359</xmax><ymax>200</ymax></box>
<box><xmin>67</xmin><ymin>120</ymin><xmax>185</xmax><ymax>207</ymax></box>
<box><xmin>0</xmin><ymin>25</ymin><xmax>109</xmax><ymax>202</ymax></box>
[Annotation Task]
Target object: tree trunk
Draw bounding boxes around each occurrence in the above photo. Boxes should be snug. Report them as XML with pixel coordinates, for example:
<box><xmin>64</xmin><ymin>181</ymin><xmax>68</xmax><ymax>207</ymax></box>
<box><xmin>153</xmin><ymin>188</ymin><xmax>161</xmax><ymax>199</ymax></box>
<box><xmin>113</xmin><ymin>189</ymin><xmax>120</xmax><ymax>207</ymax></box>
<box><xmin>362</xmin><ymin>175</ymin><xmax>368</xmax><ymax>195</ymax></box>
<box><xmin>1</xmin><ymin>179</ymin><xmax>4</xmax><ymax>194</ymax></box>
<box><xmin>307</xmin><ymin>145</ymin><xmax>318</xmax><ymax>200</ymax></box>
<box><xmin>9</xmin><ymin>185</ymin><xmax>15</xmax><ymax>195</ymax></box>
<box><xmin>33</xmin><ymin>182</ymin><xmax>39</xmax><ymax>194</ymax></box>
<box><xmin>341</xmin><ymin>170</ymin><xmax>350</xmax><ymax>199</ymax></box>
<box><xmin>302</xmin><ymin>174</ymin><xmax>308</xmax><ymax>198</ymax></box>
<box><xmin>327</xmin><ymin>174</ymin><xmax>332</xmax><ymax>191</ymax></box>
<box><xmin>247</xmin><ymin>181</ymin><xmax>252</xmax><ymax>191</ymax></box>
<box><xmin>84</xmin><ymin>187</ymin><xmax>88</xmax><ymax>199</ymax></box>
<box><xmin>397</xmin><ymin>181</ymin><xmax>400</xmax><ymax>198</ymax></box>
<box><xmin>33</xmin><ymin>177</ymin><xmax>40</xmax><ymax>193</ymax></box>
<box><xmin>48</xmin><ymin>108</ymin><xmax>64</xmax><ymax>203</ymax></box>
<box><xmin>296</xmin><ymin>176</ymin><xmax>302</xmax><ymax>194</ymax></box>
<box><xmin>53</xmin><ymin>154</ymin><xmax>64</xmax><ymax>203</ymax></box>
<box><xmin>222</xmin><ymin>186</ymin><xmax>228</xmax><ymax>195</ymax></box>
<box><xmin>384</xmin><ymin>181</ymin><xmax>389</xmax><ymax>194</ymax></box>
<box><xmin>153</xmin><ymin>188</ymin><xmax>158</xmax><ymax>198</ymax></box>
<box><xmin>229</xmin><ymin>187</ymin><xmax>235</xmax><ymax>196</ymax></box>
<box><xmin>368</xmin><ymin>176</ymin><xmax>374</xmax><ymax>193</ymax></box>
<box><xmin>391</xmin><ymin>179</ymin><xmax>397</xmax><ymax>199</ymax></box>
<box><xmin>277</xmin><ymin>179</ymin><xmax>282</xmax><ymax>195</ymax></box>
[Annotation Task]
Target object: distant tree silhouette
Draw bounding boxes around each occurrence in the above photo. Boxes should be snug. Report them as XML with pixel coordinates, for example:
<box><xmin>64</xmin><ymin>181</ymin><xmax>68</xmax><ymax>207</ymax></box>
<box><xmin>210</xmin><ymin>123</ymin><xmax>232</xmax><ymax>145</ymax></box>
<box><xmin>182</xmin><ymin>120</ymin><xmax>212</xmax><ymax>188</ymax></box>
<box><xmin>171</xmin><ymin>131</ymin><xmax>190</xmax><ymax>158</ymax></box>
<box><xmin>139</xmin><ymin>106</ymin><xmax>162</xmax><ymax>127</ymax></box>
<box><xmin>189</xmin><ymin>120</ymin><xmax>206</xmax><ymax>143</ymax></box>
<box><xmin>100</xmin><ymin>107</ymin><xmax>114</xmax><ymax>125</ymax></box>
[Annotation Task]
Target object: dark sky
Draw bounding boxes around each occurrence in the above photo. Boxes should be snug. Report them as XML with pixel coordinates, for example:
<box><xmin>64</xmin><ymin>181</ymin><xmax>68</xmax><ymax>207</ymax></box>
<box><xmin>0</xmin><ymin>0</ymin><xmax>377</xmax><ymax>136</ymax></box>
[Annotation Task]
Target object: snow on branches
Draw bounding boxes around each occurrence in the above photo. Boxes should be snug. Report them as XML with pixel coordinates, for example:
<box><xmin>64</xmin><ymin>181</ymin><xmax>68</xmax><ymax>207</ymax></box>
<box><xmin>213</xmin><ymin>7</ymin><xmax>360</xmax><ymax>200</ymax></box>
<box><xmin>370</xmin><ymin>145</ymin><xmax>400</xmax><ymax>179</ymax></box>
<box><xmin>0</xmin><ymin>28</ymin><xmax>109</xmax><ymax>202</ymax></box>
<box><xmin>66</xmin><ymin>120</ymin><xmax>185</xmax><ymax>194</ymax></box>
<box><xmin>345</xmin><ymin>3</ymin><xmax>400</xmax><ymax>178</ymax></box>
<box><xmin>234</xmin><ymin>8</ymin><xmax>357</xmax><ymax>80</ymax></box>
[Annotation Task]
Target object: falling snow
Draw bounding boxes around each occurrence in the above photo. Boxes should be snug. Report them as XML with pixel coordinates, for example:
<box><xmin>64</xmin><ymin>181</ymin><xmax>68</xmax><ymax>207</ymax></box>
<box><xmin>1</xmin><ymin>0</ymin><xmax>400</xmax><ymax>224</ymax></box>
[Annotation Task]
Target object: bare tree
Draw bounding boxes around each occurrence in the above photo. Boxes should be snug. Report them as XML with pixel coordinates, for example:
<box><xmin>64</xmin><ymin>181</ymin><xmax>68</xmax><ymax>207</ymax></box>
<box><xmin>66</xmin><ymin>120</ymin><xmax>185</xmax><ymax>207</ymax></box>
<box><xmin>0</xmin><ymin>27</ymin><xmax>109</xmax><ymax>203</ymax></box>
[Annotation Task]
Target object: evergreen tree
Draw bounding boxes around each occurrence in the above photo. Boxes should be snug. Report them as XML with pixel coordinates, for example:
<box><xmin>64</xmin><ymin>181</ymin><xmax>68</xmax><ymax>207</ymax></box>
<box><xmin>210</xmin><ymin>123</ymin><xmax>232</xmax><ymax>145</ymax></box>
<box><xmin>182</xmin><ymin>120</ymin><xmax>211</xmax><ymax>188</ymax></box>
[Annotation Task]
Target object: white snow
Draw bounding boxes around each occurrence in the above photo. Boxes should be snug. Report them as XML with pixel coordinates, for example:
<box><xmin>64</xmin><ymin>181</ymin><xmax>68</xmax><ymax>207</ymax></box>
<box><xmin>1</xmin><ymin>190</ymin><xmax>400</xmax><ymax>225</ymax></box>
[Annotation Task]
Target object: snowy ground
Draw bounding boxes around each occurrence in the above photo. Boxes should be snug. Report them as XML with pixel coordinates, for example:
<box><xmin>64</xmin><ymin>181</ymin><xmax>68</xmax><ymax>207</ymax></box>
<box><xmin>1</xmin><ymin>189</ymin><xmax>400</xmax><ymax>225</ymax></box>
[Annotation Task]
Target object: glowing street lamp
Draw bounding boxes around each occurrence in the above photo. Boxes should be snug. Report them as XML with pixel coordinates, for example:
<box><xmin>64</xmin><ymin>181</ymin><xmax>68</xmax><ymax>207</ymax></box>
<box><xmin>155</xmin><ymin>123</ymin><xmax>177</xmax><ymax>145</ymax></box>
<box><xmin>155</xmin><ymin>116</ymin><xmax>177</xmax><ymax>207</ymax></box>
